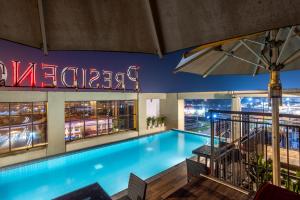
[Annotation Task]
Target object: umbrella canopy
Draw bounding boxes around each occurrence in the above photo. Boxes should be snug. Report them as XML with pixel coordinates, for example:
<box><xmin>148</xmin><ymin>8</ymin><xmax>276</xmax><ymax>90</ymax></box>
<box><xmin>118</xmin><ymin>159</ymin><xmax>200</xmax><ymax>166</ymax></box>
<box><xmin>174</xmin><ymin>25</ymin><xmax>300</xmax><ymax>187</ymax></box>
<box><xmin>175</xmin><ymin>26</ymin><xmax>300</xmax><ymax>76</ymax></box>
<box><xmin>0</xmin><ymin>0</ymin><xmax>300</xmax><ymax>56</ymax></box>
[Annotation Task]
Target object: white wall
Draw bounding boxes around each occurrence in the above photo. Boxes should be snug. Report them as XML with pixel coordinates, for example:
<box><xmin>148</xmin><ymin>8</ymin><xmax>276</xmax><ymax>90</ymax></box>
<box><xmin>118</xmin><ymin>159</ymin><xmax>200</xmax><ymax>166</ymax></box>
<box><xmin>138</xmin><ymin>93</ymin><xmax>167</xmax><ymax>135</ymax></box>
<box><xmin>146</xmin><ymin>99</ymin><xmax>160</xmax><ymax>117</ymax></box>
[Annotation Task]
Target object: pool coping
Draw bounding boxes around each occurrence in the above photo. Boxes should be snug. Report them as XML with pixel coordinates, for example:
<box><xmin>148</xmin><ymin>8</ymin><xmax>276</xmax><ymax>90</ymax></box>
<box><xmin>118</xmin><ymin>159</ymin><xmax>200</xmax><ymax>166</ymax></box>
<box><xmin>0</xmin><ymin>129</ymin><xmax>209</xmax><ymax>171</ymax></box>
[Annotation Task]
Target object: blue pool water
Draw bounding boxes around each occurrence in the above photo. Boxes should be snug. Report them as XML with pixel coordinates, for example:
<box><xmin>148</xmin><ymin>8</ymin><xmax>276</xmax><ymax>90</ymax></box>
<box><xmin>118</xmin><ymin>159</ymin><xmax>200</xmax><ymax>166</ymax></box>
<box><xmin>0</xmin><ymin>130</ymin><xmax>209</xmax><ymax>200</ymax></box>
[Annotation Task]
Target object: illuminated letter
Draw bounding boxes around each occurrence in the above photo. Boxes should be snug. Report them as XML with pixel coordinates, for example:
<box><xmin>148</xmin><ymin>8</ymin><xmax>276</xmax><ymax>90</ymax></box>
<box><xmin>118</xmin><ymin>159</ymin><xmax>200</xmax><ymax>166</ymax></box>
<box><xmin>61</xmin><ymin>67</ymin><xmax>78</xmax><ymax>88</ymax></box>
<box><xmin>0</xmin><ymin>60</ymin><xmax>7</xmax><ymax>86</ymax></box>
<box><xmin>41</xmin><ymin>63</ymin><xmax>57</xmax><ymax>87</ymax></box>
<box><xmin>115</xmin><ymin>72</ymin><xmax>125</xmax><ymax>90</ymax></box>
<box><xmin>127</xmin><ymin>65</ymin><xmax>140</xmax><ymax>91</ymax></box>
<box><xmin>12</xmin><ymin>61</ymin><xmax>36</xmax><ymax>87</ymax></box>
<box><xmin>102</xmin><ymin>70</ymin><xmax>112</xmax><ymax>89</ymax></box>
<box><xmin>89</xmin><ymin>68</ymin><xmax>100</xmax><ymax>88</ymax></box>
<box><xmin>81</xmin><ymin>68</ymin><xmax>87</xmax><ymax>88</ymax></box>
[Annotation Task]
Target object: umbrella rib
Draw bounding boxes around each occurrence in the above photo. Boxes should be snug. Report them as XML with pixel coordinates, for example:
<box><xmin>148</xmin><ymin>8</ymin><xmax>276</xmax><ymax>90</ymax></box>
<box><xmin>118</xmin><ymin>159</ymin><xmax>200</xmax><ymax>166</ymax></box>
<box><xmin>275</xmin><ymin>28</ymin><xmax>284</xmax><ymax>41</ymax></box>
<box><xmin>174</xmin><ymin>47</ymin><xmax>215</xmax><ymax>73</ymax></box>
<box><xmin>282</xmin><ymin>49</ymin><xmax>300</xmax><ymax>66</ymax></box>
<box><xmin>240</xmin><ymin>40</ymin><xmax>269</xmax><ymax>67</ymax></box>
<box><xmin>145</xmin><ymin>0</ymin><xmax>163</xmax><ymax>58</ymax></box>
<box><xmin>203</xmin><ymin>55</ymin><xmax>228</xmax><ymax>78</ymax></box>
<box><xmin>223</xmin><ymin>51</ymin><xmax>266</xmax><ymax>69</ymax></box>
<box><xmin>203</xmin><ymin>42</ymin><xmax>242</xmax><ymax>77</ymax></box>
<box><xmin>276</xmin><ymin>26</ymin><xmax>295</xmax><ymax>65</ymax></box>
<box><xmin>253</xmin><ymin>61</ymin><xmax>260</xmax><ymax>76</ymax></box>
<box><xmin>243</xmin><ymin>39</ymin><xmax>264</xmax><ymax>46</ymax></box>
<box><xmin>253</xmin><ymin>31</ymin><xmax>268</xmax><ymax>76</ymax></box>
<box><xmin>38</xmin><ymin>0</ymin><xmax>48</xmax><ymax>55</ymax></box>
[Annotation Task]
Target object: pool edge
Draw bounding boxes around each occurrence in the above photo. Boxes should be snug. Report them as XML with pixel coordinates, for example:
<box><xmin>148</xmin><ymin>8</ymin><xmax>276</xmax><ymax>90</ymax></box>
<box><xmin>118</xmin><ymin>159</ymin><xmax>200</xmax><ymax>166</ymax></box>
<box><xmin>0</xmin><ymin>129</ymin><xmax>199</xmax><ymax>171</ymax></box>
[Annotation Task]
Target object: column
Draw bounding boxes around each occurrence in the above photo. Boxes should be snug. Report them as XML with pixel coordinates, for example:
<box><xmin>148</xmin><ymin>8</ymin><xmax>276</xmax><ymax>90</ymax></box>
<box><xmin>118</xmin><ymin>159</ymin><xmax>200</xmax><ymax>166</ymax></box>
<box><xmin>178</xmin><ymin>99</ymin><xmax>185</xmax><ymax>130</ymax></box>
<box><xmin>231</xmin><ymin>96</ymin><xmax>241</xmax><ymax>141</ymax></box>
<box><xmin>47</xmin><ymin>92</ymin><xmax>66</xmax><ymax>155</ymax></box>
<box><xmin>138</xmin><ymin>93</ymin><xmax>147</xmax><ymax>135</ymax></box>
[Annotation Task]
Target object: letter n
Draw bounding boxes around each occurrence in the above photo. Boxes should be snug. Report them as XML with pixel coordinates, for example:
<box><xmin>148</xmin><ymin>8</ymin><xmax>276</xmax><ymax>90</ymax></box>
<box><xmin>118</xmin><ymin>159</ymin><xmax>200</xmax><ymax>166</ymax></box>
<box><xmin>12</xmin><ymin>61</ymin><xmax>37</xmax><ymax>87</ymax></box>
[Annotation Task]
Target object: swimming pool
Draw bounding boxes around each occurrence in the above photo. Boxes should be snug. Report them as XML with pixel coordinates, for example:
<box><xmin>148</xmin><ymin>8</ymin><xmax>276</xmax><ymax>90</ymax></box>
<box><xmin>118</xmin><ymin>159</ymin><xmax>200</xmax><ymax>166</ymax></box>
<box><xmin>0</xmin><ymin>130</ymin><xmax>210</xmax><ymax>200</ymax></box>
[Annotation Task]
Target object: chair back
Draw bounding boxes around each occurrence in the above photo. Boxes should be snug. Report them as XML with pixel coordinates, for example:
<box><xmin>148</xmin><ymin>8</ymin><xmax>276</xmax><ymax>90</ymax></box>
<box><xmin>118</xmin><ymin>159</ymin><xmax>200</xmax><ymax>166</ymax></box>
<box><xmin>186</xmin><ymin>159</ymin><xmax>209</xmax><ymax>179</ymax></box>
<box><xmin>128</xmin><ymin>173</ymin><xmax>147</xmax><ymax>200</ymax></box>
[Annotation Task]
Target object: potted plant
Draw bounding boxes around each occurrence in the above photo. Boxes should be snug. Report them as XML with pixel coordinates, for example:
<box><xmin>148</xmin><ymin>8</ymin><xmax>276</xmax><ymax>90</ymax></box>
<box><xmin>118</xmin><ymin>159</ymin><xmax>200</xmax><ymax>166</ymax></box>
<box><xmin>156</xmin><ymin>116</ymin><xmax>162</xmax><ymax>127</ymax></box>
<box><xmin>293</xmin><ymin>171</ymin><xmax>300</xmax><ymax>193</ymax></box>
<box><xmin>112</xmin><ymin>119</ymin><xmax>119</xmax><ymax>133</ymax></box>
<box><xmin>146</xmin><ymin>117</ymin><xmax>151</xmax><ymax>129</ymax></box>
<box><xmin>281</xmin><ymin>169</ymin><xmax>300</xmax><ymax>193</ymax></box>
<box><xmin>151</xmin><ymin>117</ymin><xmax>156</xmax><ymax>128</ymax></box>
<box><xmin>161</xmin><ymin>116</ymin><xmax>166</xmax><ymax>127</ymax></box>
<box><xmin>248</xmin><ymin>153</ymin><xmax>272</xmax><ymax>190</ymax></box>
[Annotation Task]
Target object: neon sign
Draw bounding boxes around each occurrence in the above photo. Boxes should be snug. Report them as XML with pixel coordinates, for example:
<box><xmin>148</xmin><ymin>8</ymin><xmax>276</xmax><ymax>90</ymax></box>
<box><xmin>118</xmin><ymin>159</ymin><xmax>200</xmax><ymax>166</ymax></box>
<box><xmin>0</xmin><ymin>59</ymin><xmax>140</xmax><ymax>91</ymax></box>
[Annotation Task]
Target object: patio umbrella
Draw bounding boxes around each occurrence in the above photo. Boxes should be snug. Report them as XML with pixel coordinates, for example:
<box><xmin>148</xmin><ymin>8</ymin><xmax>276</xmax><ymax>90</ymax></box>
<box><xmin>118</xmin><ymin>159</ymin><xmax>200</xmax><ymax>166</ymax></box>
<box><xmin>0</xmin><ymin>0</ymin><xmax>299</xmax><ymax>56</ymax></box>
<box><xmin>174</xmin><ymin>25</ymin><xmax>300</xmax><ymax>186</ymax></box>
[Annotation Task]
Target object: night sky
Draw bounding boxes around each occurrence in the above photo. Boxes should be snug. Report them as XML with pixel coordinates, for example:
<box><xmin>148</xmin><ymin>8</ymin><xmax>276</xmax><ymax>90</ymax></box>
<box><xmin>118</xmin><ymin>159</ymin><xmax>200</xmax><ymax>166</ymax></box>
<box><xmin>0</xmin><ymin>39</ymin><xmax>300</xmax><ymax>93</ymax></box>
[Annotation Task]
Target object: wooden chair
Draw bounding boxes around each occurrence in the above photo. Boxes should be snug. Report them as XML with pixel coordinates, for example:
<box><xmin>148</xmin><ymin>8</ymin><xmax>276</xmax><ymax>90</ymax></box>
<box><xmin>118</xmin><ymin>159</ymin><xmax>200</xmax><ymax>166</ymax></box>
<box><xmin>119</xmin><ymin>173</ymin><xmax>147</xmax><ymax>200</ymax></box>
<box><xmin>186</xmin><ymin>159</ymin><xmax>209</xmax><ymax>183</ymax></box>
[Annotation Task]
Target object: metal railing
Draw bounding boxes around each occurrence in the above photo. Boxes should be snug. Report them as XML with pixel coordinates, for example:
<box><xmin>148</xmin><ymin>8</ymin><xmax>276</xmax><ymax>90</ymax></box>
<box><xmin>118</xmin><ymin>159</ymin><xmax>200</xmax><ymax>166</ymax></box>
<box><xmin>209</xmin><ymin>110</ymin><xmax>300</xmax><ymax>193</ymax></box>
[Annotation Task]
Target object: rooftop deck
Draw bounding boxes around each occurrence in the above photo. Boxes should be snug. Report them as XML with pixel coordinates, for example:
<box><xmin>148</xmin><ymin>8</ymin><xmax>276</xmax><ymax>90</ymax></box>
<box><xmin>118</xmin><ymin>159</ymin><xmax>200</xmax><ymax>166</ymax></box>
<box><xmin>166</xmin><ymin>176</ymin><xmax>249</xmax><ymax>200</ymax></box>
<box><xmin>113</xmin><ymin>159</ymin><xmax>249</xmax><ymax>200</ymax></box>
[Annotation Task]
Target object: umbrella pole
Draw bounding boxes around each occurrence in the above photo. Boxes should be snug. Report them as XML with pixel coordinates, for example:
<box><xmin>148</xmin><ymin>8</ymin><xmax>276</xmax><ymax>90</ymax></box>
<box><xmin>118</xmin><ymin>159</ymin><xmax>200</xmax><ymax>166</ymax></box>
<box><xmin>269</xmin><ymin>70</ymin><xmax>282</xmax><ymax>186</ymax></box>
<box><xmin>268</xmin><ymin>29</ymin><xmax>282</xmax><ymax>186</ymax></box>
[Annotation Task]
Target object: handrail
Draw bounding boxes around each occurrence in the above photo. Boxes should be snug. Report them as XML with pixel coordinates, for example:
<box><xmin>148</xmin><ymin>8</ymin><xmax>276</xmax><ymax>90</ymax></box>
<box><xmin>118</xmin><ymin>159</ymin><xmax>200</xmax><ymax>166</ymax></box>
<box><xmin>209</xmin><ymin>109</ymin><xmax>300</xmax><ymax>119</ymax></box>
<box><xmin>209</xmin><ymin>109</ymin><xmax>300</xmax><ymax>193</ymax></box>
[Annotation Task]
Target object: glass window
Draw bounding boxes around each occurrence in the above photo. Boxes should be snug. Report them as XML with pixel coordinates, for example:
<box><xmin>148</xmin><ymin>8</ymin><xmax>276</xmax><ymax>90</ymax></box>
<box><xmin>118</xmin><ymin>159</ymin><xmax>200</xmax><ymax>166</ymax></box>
<box><xmin>10</xmin><ymin>125</ymin><xmax>32</xmax><ymax>150</ymax></box>
<box><xmin>0</xmin><ymin>103</ymin><xmax>9</xmax><ymax>127</ymax></box>
<box><xmin>84</xmin><ymin>101</ymin><xmax>97</xmax><ymax>138</ymax></box>
<box><xmin>0</xmin><ymin>128</ymin><xmax>9</xmax><ymax>154</ymax></box>
<box><xmin>65</xmin><ymin>100</ymin><xmax>137</xmax><ymax>141</ymax></box>
<box><xmin>0</xmin><ymin>102</ymin><xmax>47</xmax><ymax>154</ymax></box>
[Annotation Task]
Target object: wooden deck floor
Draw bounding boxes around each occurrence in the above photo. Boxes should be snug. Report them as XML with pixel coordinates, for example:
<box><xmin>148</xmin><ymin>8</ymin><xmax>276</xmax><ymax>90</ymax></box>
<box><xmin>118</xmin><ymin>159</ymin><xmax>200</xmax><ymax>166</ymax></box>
<box><xmin>113</xmin><ymin>160</ymin><xmax>249</xmax><ymax>200</ymax></box>
<box><xmin>166</xmin><ymin>176</ymin><xmax>249</xmax><ymax>200</ymax></box>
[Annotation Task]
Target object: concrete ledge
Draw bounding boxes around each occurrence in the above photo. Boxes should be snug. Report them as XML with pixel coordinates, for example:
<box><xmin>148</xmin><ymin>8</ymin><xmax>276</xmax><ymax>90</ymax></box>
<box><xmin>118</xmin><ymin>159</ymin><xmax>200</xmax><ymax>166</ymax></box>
<box><xmin>0</xmin><ymin>148</ymin><xmax>47</xmax><ymax>168</ymax></box>
<box><xmin>66</xmin><ymin>131</ymin><xmax>139</xmax><ymax>152</ymax></box>
<box><xmin>139</xmin><ymin>126</ymin><xmax>166</xmax><ymax>135</ymax></box>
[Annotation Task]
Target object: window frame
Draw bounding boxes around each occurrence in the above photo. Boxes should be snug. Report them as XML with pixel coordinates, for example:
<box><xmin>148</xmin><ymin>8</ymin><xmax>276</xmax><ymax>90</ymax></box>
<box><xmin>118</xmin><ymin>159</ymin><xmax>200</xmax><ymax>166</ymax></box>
<box><xmin>65</xmin><ymin>100</ymin><xmax>137</xmax><ymax>142</ymax></box>
<box><xmin>0</xmin><ymin>101</ymin><xmax>47</xmax><ymax>155</ymax></box>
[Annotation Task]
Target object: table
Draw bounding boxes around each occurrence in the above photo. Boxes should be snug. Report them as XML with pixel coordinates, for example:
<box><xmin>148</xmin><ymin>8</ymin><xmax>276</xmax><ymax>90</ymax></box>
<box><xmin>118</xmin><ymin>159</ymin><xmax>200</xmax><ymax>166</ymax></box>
<box><xmin>192</xmin><ymin>145</ymin><xmax>212</xmax><ymax>165</ymax></box>
<box><xmin>53</xmin><ymin>183</ymin><xmax>112</xmax><ymax>200</ymax></box>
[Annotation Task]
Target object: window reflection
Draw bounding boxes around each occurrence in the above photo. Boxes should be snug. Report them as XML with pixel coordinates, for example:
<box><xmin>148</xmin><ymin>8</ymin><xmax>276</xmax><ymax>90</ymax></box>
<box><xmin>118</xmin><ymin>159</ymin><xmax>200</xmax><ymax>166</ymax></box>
<box><xmin>65</xmin><ymin>100</ymin><xmax>137</xmax><ymax>141</ymax></box>
<box><xmin>0</xmin><ymin>128</ymin><xmax>9</xmax><ymax>154</ymax></box>
<box><xmin>184</xmin><ymin>99</ymin><xmax>232</xmax><ymax>134</ymax></box>
<box><xmin>241</xmin><ymin>97</ymin><xmax>300</xmax><ymax>150</ymax></box>
<box><xmin>0</xmin><ymin>102</ymin><xmax>47</xmax><ymax>154</ymax></box>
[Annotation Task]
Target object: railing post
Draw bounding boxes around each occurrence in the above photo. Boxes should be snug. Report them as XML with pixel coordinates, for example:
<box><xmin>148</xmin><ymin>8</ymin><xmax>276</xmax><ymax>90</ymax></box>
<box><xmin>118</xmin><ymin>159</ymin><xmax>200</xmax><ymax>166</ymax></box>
<box><xmin>210</xmin><ymin>111</ymin><xmax>215</xmax><ymax>176</ymax></box>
